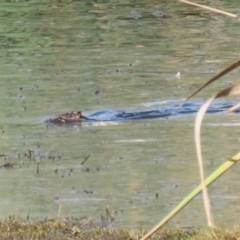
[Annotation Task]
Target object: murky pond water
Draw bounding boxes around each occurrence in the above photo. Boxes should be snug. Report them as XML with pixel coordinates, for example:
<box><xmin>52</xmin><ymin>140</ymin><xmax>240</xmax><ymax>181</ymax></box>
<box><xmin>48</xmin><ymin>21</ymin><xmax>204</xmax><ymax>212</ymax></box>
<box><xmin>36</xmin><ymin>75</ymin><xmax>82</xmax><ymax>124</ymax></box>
<box><xmin>0</xmin><ymin>0</ymin><xmax>240</xmax><ymax>228</ymax></box>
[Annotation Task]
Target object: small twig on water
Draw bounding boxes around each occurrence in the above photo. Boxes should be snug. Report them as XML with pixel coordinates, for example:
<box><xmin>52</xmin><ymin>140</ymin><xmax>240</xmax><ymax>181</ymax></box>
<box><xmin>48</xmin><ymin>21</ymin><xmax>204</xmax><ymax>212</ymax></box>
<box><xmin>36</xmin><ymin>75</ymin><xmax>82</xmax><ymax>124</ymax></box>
<box><xmin>81</xmin><ymin>154</ymin><xmax>91</xmax><ymax>165</ymax></box>
<box><xmin>37</xmin><ymin>161</ymin><xmax>40</xmax><ymax>174</ymax></box>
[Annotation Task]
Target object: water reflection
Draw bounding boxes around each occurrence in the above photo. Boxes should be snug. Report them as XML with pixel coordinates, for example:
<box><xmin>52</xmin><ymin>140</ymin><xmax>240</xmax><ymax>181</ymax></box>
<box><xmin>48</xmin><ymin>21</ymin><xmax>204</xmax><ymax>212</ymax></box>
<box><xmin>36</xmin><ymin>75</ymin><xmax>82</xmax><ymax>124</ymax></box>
<box><xmin>0</xmin><ymin>0</ymin><xmax>239</xmax><ymax>229</ymax></box>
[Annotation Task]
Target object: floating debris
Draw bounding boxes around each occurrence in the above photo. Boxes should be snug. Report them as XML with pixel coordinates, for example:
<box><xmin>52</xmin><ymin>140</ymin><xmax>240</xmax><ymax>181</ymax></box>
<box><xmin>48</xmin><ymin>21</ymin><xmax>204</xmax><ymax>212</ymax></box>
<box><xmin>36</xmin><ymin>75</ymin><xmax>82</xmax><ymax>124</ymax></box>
<box><xmin>81</xmin><ymin>154</ymin><xmax>91</xmax><ymax>165</ymax></box>
<box><xmin>175</xmin><ymin>72</ymin><xmax>181</xmax><ymax>79</ymax></box>
<box><xmin>83</xmin><ymin>190</ymin><xmax>93</xmax><ymax>194</ymax></box>
<box><xmin>18</xmin><ymin>87</ymin><xmax>23</xmax><ymax>99</ymax></box>
<box><xmin>1</xmin><ymin>162</ymin><xmax>16</xmax><ymax>168</ymax></box>
<box><xmin>152</xmin><ymin>10</ymin><xmax>164</xmax><ymax>17</ymax></box>
<box><xmin>82</xmin><ymin>167</ymin><xmax>90</xmax><ymax>172</ymax></box>
<box><xmin>85</xmin><ymin>14</ymin><xmax>94</xmax><ymax>20</ymax></box>
<box><xmin>25</xmin><ymin>150</ymin><xmax>34</xmax><ymax>159</ymax></box>
<box><xmin>130</xmin><ymin>10</ymin><xmax>142</xmax><ymax>19</ymax></box>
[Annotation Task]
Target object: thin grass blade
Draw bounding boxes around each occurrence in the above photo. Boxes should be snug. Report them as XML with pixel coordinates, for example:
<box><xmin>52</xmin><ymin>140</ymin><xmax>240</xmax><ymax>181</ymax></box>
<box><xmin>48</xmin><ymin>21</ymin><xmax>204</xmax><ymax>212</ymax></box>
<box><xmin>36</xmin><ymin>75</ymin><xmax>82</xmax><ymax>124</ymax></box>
<box><xmin>140</xmin><ymin>152</ymin><xmax>240</xmax><ymax>240</ymax></box>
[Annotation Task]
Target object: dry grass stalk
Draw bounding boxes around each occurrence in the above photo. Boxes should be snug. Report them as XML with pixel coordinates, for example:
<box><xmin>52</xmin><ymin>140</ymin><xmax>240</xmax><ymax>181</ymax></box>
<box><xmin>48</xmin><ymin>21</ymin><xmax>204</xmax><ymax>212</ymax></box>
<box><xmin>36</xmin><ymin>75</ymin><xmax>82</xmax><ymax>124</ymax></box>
<box><xmin>195</xmin><ymin>85</ymin><xmax>240</xmax><ymax>228</ymax></box>
<box><xmin>179</xmin><ymin>0</ymin><xmax>238</xmax><ymax>18</ymax></box>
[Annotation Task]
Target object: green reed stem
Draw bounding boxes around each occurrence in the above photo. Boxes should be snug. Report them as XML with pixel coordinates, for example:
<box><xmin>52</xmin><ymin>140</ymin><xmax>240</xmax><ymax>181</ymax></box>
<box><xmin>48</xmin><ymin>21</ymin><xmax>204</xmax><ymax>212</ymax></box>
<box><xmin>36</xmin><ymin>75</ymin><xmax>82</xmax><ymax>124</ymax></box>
<box><xmin>140</xmin><ymin>152</ymin><xmax>240</xmax><ymax>240</ymax></box>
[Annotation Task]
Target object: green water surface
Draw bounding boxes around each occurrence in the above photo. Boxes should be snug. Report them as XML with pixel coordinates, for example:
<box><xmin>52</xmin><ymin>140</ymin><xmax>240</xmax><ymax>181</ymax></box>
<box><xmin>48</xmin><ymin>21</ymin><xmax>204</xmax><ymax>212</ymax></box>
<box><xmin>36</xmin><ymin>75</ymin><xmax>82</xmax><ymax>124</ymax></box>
<box><xmin>0</xmin><ymin>0</ymin><xmax>239</xmax><ymax>228</ymax></box>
